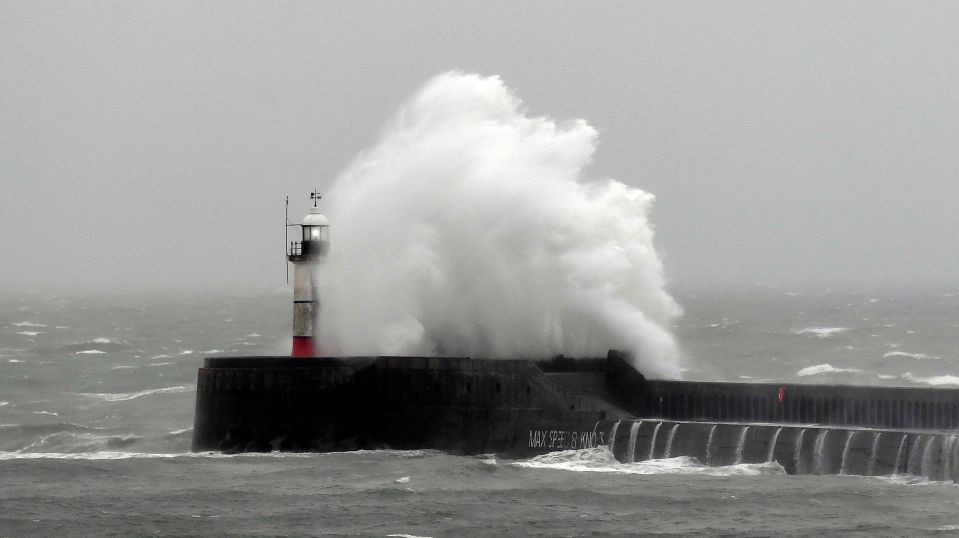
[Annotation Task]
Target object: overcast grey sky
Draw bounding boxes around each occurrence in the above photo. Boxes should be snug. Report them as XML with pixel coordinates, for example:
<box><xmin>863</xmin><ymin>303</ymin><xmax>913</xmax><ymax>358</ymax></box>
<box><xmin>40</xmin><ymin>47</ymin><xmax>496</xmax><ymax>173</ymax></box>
<box><xmin>2</xmin><ymin>1</ymin><xmax>958</xmax><ymax>293</ymax></box>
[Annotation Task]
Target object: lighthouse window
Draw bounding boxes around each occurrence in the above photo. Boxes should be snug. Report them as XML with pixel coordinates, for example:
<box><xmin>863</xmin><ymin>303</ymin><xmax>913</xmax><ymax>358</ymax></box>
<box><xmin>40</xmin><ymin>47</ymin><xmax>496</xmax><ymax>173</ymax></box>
<box><xmin>303</xmin><ymin>226</ymin><xmax>329</xmax><ymax>242</ymax></box>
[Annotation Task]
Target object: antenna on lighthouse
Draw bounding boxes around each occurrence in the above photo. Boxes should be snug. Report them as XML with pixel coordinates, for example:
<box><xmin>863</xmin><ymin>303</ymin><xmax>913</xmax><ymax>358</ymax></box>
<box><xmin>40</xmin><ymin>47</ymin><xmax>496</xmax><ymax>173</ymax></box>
<box><xmin>285</xmin><ymin>196</ymin><xmax>290</xmax><ymax>284</ymax></box>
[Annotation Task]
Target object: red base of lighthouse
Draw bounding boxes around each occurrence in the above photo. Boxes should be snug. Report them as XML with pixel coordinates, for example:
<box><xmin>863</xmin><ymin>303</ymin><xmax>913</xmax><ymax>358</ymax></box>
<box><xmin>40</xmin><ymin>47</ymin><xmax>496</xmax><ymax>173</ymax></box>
<box><xmin>291</xmin><ymin>337</ymin><xmax>317</xmax><ymax>358</ymax></box>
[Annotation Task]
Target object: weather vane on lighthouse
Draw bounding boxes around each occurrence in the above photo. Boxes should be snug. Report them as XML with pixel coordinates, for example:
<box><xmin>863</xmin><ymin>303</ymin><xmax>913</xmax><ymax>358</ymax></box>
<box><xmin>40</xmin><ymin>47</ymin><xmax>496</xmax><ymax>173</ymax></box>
<box><xmin>286</xmin><ymin>192</ymin><xmax>330</xmax><ymax>358</ymax></box>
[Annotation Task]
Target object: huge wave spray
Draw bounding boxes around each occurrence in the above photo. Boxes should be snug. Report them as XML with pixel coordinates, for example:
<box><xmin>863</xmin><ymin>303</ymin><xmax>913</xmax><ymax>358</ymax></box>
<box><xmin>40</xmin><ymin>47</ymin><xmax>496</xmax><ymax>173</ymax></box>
<box><xmin>319</xmin><ymin>72</ymin><xmax>682</xmax><ymax>378</ymax></box>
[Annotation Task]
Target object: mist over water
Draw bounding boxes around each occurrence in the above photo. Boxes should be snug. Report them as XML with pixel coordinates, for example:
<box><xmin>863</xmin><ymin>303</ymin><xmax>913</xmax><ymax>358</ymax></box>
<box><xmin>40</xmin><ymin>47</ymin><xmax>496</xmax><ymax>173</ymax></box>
<box><xmin>319</xmin><ymin>72</ymin><xmax>682</xmax><ymax>377</ymax></box>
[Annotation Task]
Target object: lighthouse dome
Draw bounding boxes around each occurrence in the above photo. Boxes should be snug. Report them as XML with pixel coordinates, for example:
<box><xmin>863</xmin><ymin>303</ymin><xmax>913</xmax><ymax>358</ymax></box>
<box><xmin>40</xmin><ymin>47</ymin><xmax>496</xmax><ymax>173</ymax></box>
<box><xmin>302</xmin><ymin>208</ymin><xmax>329</xmax><ymax>226</ymax></box>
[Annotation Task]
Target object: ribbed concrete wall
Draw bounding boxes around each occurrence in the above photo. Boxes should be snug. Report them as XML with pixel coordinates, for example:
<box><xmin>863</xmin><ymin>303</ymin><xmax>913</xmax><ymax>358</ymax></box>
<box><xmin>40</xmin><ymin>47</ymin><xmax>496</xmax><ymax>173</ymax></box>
<box><xmin>638</xmin><ymin>380</ymin><xmax>959</xmax><ymax>430</ymax></box>
<box><xmin>600</xmin><ymin>350</ymin><xmax>959</xmax><ymax>431</ymax></box>
<box><xmin>600</xmin><ymin>419</ymin><xmax>959</xmax><ymax>480</ymax></box>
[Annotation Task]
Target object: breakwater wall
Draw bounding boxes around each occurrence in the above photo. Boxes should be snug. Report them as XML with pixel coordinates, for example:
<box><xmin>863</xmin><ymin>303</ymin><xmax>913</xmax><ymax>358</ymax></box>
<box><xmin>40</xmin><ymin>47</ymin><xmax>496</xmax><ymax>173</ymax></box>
<box><xmin>645</xmin><ymin>381</ymin><xmax>959</xmax><ymax>429</ymax></box>
<box><xmin>603</xmin><ymin>350</ymin><xmax>959</xmax><ymax>431</ymax></box>
<box><xmin>192</xmin><ymin>356</ymin><xmax>615</xmax><ymax>454</ymax></box>
<box><xmin>600</xmin><ymin>419</ymin><xmax>959</xmax><ymax>480</ymax></box>
<box><xmin>193</xmin><ymin>350</ymin><xmax>959</xmax><ymax>471</ymax></box>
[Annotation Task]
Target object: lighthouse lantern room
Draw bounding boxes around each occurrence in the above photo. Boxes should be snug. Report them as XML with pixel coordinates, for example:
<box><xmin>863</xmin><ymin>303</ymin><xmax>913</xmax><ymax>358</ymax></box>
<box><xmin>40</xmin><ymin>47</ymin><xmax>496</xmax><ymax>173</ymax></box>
<box><xmin>287</xmin><ymin>191</ymin><xmax>329</xmax><ymax>357</ymax></box>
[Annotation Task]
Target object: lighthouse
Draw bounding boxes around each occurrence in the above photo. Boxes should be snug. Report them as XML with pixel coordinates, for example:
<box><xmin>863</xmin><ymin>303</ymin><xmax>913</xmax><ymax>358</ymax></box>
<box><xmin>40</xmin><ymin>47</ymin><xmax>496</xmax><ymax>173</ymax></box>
<box><xmin>288</xmin><ymin>192</ymin><xmax>329</xmax><ymax>357</ymax></box>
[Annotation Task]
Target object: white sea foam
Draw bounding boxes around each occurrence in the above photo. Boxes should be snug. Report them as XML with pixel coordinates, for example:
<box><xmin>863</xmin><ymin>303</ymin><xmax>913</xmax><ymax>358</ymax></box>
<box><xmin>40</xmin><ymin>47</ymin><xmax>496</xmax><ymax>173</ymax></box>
<box><xmin>0</xmin><ymin>451</ymin><xmax>205</xmax><ymax>461</ymax></box>
<box><xmin>168</xmin><ymin>427</ymin><xmax>193</xmax><ymax>435</ymax></box>
<box><xmin>387</xmin><ymin>534</ymin><xmax>434</xmax><ymax>538</ymax></box>
<box><xmin>33</xmin><ymin>410</ymin><xmax>59</xmax><ymax>416</ymax></box>
<box><xmin>16</xmin><ymin>331</ymin><xmax>41</xmax><ymax>336</ymax></box>
<box><xmin>902</xmin><ymin>373</ymin><xmax>959</xmax><ymax>387</ymax></box>
<box><xmin>513</xmin><ymin>447</ymin><xmax>784</xmax><ymax>476</ymax></box>
<box><xmin>201</xmin><ymin>349</ymin><xmax>224</xmax><ymax>354</ymax></box>
<box><xmin>0</xmin><ymin>451</ymin><xmax>350</xmax><ymax>461</ymax></box>
<box><xmin>796</xmin><ymin>327</ymin><xmax>849</xmax><ymax>338</ymax></box>
<box><xmin>178</xmin><ymin>350</ymin><xmax>194</xmax><ymax>355</ymax></box>
<box><xmin>344</xmin><ymin>449</ymin><xmax>440</xmax><ymax>458</ymax></box>
<box><xmin>80</xmin><ymin>385</ymin><xmax>194</xmax><ymax>402</ymax></box>
<box><xmin>65</xmin><ymin>338</ymin><xmax>123</xmax><ymax>352</ymax></box>
<box><xmin>796</xmin><ymin>364</ymin><xmax>863</xmax><ymax>377</ymax></box>
<box><xmin>12</xmin><ymin>321</ymin><xmax>45</xmax><ymax>327</ymax></box>
<box><xmin>0</xmin><ymin>401</ymin><xmax>7</xmax><ymax>407</ymax></box>
<box><xmin>883</xmin><ymin>351</ymin><xmax>940</xmax><ymax>360</ymax></box>
<box><xmin>111</xmin><ymin>365</ymin><xmax>134</xmax><ymax>369</ymax></box>
<box><xmin>320</xmin><ymin>72</ymin><xmax>681</xmax><ymax>377</ymax></box>
<box><xmin>16</xmin><ymin>432</ymin><xmax>142</xmax><ymax>453</ymax></box>
<box><xmin>876</xmin><ymin>474</ymin><xmax>951</xmax><ymax>487</ymax></box>
<box><xmin>75</xmin><ymin>350</ymin><xmax>106</xmax><ymax>355</ymax></box>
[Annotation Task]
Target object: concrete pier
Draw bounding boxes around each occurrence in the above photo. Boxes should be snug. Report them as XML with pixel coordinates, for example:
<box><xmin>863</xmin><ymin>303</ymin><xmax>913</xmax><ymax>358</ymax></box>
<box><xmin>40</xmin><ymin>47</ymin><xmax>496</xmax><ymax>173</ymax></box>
<box><xmin>193</xmin><ymin>350</ymin><xmax>959</xmax><ymax>481</ymax></box>
<box><xmin>192</xmin><ymin>355</ymin><xmax>626</xmax><ymax>455</ymax></box>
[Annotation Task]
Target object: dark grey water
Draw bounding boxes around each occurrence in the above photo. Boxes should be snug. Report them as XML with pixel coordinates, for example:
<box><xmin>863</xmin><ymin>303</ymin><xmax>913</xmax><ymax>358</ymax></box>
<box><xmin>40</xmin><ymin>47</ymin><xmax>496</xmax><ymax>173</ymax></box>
<box><xmin>3</xmin><ymin>288</ymin><xmax>959</xmax><ymax>536</ymax></box>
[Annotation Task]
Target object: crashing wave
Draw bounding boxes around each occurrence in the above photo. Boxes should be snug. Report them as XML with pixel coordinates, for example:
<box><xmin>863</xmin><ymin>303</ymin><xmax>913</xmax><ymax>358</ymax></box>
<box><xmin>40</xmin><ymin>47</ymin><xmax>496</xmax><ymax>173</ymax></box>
<box><xmin>16</xmin><ymin>432</ymin><xmax>142</xmax><ymax>453</ymax></box>
<box><xmin>80</xmin><ymin>385</ymin><xmax>194</xmax><ymax>402</ymax></box>
<box><xmin>61</xmin><ymin>338</ymin><xmax>126</xmax><ymax>353</ymax></box>
<box><xmin>883</xmin><ymin>351</ymin><xmax>940</xmax><ymax>360</ymax></box>
<box><xmin>901</xmin><ymin>372</ymin><xmax>959</xmax><ymax>387</ymax></box>
<box><xmin>796</xmin><ymin>364</ymin><xmax>863</xmax><ymax>377</ymax></box>
<box><xmin>0</xmin><ymin>451</ymin><xmax>331</xmax><ymax>460</ymax></box>
<box><xmin>12</xmin><ymin>321</ymin><xmax>45</xmax><ymax>327</ymax></box>
<box><xmin>795</xmin><ymin>327</ymin><xmax>849</xmax><ymax>338</ymax></box>
<box><xmin>320</xmin><ymin>71</ymin><xmax>681</xmax><ymax>377</ymax></box>
<box><xmin>513</xmin><ymin>446</ymin><xmax>784</xmax><ymax>476</ymax></box>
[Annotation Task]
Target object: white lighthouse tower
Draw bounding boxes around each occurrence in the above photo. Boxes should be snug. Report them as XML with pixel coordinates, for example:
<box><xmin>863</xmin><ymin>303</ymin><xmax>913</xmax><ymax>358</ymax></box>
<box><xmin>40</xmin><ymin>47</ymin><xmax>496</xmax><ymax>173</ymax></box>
<box><xmin>288</xmin><ymin>191</ymin><xmax>329</xmax><ymax>358</ymax></box>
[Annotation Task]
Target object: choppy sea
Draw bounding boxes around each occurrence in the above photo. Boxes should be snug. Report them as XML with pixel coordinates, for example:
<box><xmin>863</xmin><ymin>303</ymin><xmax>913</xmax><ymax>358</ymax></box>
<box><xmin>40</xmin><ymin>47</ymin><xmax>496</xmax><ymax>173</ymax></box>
<box><xmin>3</xmin><ymin>287</ymin><xmax>959</xmax><ymax>536</ymax></box>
